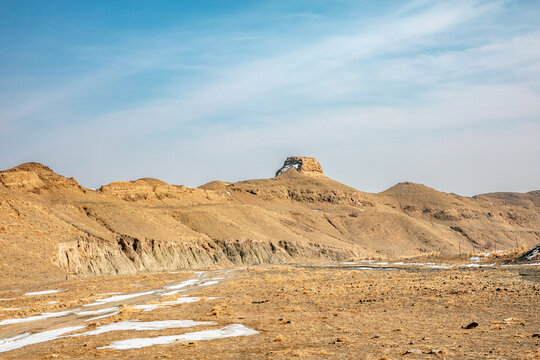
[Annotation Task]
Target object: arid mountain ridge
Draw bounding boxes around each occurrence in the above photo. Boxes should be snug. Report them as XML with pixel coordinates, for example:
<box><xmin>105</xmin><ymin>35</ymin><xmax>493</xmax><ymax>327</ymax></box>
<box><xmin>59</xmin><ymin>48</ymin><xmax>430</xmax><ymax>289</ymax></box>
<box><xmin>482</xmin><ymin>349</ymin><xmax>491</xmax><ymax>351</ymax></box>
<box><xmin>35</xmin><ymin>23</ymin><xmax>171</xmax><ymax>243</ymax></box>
<box><xmin>0</xmin><ymin>157</ymin><xmax>538</xmax><ymax>287</ymax></box>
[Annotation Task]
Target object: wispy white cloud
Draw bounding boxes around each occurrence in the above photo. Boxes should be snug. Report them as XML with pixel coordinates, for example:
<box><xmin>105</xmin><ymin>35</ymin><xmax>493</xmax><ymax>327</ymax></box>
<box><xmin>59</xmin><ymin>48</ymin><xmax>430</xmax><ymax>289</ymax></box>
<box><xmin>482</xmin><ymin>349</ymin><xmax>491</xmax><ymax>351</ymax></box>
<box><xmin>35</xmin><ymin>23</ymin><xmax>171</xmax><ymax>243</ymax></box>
<box><xmin>1</xmin><ymin>0</ymin><xmax>539</xmax><ymax>195</ymax></box>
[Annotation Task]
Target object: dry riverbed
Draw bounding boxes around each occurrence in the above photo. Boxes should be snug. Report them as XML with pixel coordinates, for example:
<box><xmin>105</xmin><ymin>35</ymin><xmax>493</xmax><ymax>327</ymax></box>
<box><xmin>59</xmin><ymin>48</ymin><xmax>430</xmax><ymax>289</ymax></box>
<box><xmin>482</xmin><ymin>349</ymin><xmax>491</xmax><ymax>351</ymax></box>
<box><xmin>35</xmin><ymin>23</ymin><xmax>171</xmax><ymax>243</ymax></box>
<box><xmin>0</xmin><ymin>262</ymin><xmax>539</xmax><ymax>359</ymax></box>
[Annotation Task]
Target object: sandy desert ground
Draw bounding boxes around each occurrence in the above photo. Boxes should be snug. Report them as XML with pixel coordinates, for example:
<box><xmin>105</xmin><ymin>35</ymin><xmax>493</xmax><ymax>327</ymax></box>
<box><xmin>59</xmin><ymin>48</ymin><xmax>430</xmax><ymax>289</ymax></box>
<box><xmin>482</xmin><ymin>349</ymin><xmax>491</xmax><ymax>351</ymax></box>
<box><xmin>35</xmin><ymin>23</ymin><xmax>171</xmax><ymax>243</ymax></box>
<box><xmin>0</xmin><ymin>255</ymin><xmax>538</xmax><ymax>359</ymax></box>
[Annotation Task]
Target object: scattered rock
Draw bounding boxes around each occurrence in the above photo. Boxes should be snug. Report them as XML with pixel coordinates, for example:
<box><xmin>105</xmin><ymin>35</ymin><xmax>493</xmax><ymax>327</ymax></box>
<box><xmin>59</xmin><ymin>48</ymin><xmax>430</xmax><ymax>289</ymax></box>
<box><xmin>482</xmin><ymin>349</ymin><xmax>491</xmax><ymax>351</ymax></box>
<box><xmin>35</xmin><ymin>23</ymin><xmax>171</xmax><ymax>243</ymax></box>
<box><xmin>402</xmin><ymin>349</ymin><xmax>422</xmax><ymax>355</ymax></box>
<box><xmin>252</xmin><ymin>299</ymin><xmax>269</xmax><ymax>304</ymax></box>
<box><xmin>463</xmin><ymin>322</ymin><xmax>479</xmax><ymax>329</ymax></box>
<box><xmin>428</xmin><ymin>349</ymin><xmax>446</xmax><ymax>355</ymax></box>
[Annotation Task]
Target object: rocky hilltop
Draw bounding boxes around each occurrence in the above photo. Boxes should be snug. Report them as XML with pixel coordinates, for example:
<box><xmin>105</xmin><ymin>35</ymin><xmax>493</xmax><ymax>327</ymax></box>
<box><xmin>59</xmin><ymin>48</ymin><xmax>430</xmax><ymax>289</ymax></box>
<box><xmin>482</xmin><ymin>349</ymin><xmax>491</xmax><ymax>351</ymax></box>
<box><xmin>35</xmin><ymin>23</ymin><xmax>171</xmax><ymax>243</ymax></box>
<box><xmin>275</xmin><ymin>156</ymin><xmax>324</xmax><ymax>176</ymax></box>
<box><xmin>1</xmin><ymin>157</ymin><xmax>539</xmax><ymax>288</ymax></box>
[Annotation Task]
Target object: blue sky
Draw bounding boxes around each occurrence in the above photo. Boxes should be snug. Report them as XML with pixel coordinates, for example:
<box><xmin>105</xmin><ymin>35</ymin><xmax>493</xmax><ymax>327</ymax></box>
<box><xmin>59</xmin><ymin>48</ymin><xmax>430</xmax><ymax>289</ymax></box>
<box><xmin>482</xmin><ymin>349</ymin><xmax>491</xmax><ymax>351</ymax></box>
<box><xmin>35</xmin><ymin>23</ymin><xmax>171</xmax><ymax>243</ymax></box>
<box><xmin>1</xmin><ymin>0</ymin><xmax>539</xmax><ymax>195</ymax></box>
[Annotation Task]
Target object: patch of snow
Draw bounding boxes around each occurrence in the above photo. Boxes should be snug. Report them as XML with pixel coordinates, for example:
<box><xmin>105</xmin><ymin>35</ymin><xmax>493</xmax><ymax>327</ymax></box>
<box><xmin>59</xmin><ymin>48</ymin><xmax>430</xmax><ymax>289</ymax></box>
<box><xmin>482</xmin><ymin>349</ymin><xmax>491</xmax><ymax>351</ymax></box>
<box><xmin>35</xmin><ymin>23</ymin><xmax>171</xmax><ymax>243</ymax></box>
<box><xmin>2</xmin><ymin>308</ymin><xmax>22</xmax><ymax>311</ymax></box>
<box><xmin>100</xmin><ymin>323</ymin><xmax>258</xmax><ymax>350</ymax></box>
<box><xmin>199</xmin><ymin>280</ymin><xmax>219</xmax><ymax>287</ymax></box>
<box><xmin>76</xmin><ymin>307</ymin><xmax>118</xmax><ymax>317</ymax></box>
<box><xmin>526</xmin><ymin>248</ymin><xmax>539</xmax><ymax>260</ymax></box>
<box><xmin>0</xmin><ymin>299</ymin><xmax>15</xmax><ymax>302</ymax></box>
<box><xmin>24</xmin><ymin>289</ymin><xmax>63</xmax><ymax>296</ymax></box>
<box><xmin>500</xmin><ymin>263</ymin><xmax>540</xmax><ymax>267</ymax></box>
<box><xmin>164</xmin><ymin>279</ymin><xmax>200</xmax><ymax>290</ymax></box>
<box><xmin>83</xmin><ymin>290</ymin><xmax>156</xmax><ymax>307</ymax></box>
<box><xmin>49</xmin><ymin>301</ymin><xmax>58</xmax><ymax>304</ymax></box>
<box><xmin>428</xmin><ymin>264</ymin><xmax>454</xmax><ymax>269</ymax></box>
<box><xmin>159</xmin><ymin>290</ymin><xmax>183</xmax><ymax>297</ymax></box>
<box><xmin>470</xmin><ymin>256</ymin><xmax>482</xmax><ymax>262</ymax></box>
<box><xmin>0</xmin><ymin>326</ymin><xmax>85</xmax><ymax>353</ymax></box>
<box><xmin>78</xmin><ymin>320</ymin><xmax>216</xmax><ymax>337</ymax></box>
<box><xmin>162</xmin><ymin>297</ymin><xmax>200</xmax><ymax>305</ymax></box>
<box><xmin>134</xmin><ymin>297</ymin><xmax>200</xmax><ymax>312</ymax></box>
<box><xmin>133</xmin><ymin>304</ymin><xmax>161</xmax><ymax>312</ymax></box>
<box><xmin>206</xmin><ymin>297</ymin><xmax>221</xmax><ymax>300</ymax></box>
<box><xmin>0</xmin><ymin>310</ymin><xmax>74</xmax><ymax>326</ymax></box>
<box><xmin>85</xmin><ymin>312</ymin><xmax>119</xmax><ymax>322</ymax></box>
<box><xmin>463</xmin><ymin>263</ymin><xmax>495</xmax><ymax>268</ymax></box>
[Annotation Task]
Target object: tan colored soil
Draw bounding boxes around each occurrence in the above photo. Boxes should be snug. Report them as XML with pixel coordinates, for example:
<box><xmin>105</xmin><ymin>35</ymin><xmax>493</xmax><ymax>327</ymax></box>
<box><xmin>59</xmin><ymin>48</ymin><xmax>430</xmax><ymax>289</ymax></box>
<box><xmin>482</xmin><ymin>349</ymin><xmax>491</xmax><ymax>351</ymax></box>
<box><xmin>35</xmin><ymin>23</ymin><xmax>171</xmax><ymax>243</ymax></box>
<box><xmin>0</xmin><ymin>263</ymin><xmax>538</xmax><ymax>359</ymax></box>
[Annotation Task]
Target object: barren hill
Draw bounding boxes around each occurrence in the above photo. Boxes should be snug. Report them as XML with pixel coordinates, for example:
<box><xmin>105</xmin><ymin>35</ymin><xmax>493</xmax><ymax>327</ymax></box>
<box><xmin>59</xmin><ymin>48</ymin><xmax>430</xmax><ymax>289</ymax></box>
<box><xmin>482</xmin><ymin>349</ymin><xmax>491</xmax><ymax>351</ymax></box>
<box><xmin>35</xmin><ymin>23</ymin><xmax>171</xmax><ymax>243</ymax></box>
<box><xmin>474</xmin><ymin>190</ymin><xmax>540</xmax><ymax>208</ymax></box>
<box><xmin>1</xmin><ymin>157</ymin><xmax>539</xmax><ymax>288</ymax></box>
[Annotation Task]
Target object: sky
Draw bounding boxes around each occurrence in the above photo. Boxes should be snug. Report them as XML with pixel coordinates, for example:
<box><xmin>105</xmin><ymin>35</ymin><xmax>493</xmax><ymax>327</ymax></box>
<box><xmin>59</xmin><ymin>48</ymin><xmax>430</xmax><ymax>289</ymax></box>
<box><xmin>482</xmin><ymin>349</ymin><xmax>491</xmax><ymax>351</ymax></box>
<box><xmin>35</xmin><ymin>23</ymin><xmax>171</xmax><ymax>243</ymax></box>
<box><xmin>1</xmin><ymin>0</ymin><xmax>539</xmax><ymax>196</ymax></box>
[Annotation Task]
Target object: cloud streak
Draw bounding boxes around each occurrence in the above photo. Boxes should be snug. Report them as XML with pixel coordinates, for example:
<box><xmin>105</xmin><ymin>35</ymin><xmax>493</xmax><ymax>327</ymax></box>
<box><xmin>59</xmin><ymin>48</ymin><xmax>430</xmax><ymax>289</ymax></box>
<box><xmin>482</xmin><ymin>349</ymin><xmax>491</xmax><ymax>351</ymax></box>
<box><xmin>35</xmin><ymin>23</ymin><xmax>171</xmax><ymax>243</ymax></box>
<box><xmin>0</xmin><ymin>0</ymin><xmax>539</xmax><ymax>195</ymax></box>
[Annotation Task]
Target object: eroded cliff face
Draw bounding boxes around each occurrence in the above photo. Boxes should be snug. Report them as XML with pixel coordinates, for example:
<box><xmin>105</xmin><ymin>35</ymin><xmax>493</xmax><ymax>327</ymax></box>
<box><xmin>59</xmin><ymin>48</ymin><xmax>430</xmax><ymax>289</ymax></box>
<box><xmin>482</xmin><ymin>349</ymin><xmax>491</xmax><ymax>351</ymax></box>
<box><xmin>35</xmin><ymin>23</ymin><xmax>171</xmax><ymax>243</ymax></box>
<box><xmin>56</xmin><ymin>237</ymin><xmax>351</xmax><ymax>276</ymax></box>
<box><xmin>0</xmin><ymin>158</ymin><xmax>539</xmax><ymax>286</ymax></box>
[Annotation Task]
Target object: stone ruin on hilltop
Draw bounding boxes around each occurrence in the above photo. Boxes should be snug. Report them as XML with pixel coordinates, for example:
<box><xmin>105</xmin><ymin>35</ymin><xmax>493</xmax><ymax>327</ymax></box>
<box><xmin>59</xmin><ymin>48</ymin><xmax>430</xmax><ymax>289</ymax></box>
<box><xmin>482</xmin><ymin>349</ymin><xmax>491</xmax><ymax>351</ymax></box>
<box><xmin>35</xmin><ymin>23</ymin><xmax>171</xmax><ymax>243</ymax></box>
<box><xmin>275</xmin><ymin>156</ymin><xmax>323</xmax><ymax>177</ymax></box>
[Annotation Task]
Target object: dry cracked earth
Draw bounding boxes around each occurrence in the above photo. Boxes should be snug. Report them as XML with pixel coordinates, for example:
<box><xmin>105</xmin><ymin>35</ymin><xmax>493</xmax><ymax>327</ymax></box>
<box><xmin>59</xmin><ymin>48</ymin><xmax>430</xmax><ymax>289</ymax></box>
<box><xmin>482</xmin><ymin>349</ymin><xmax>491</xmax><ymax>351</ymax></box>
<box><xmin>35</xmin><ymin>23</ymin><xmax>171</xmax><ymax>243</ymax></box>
<box><xmin>0</xmin><ymin>257</ymin><xmax>539</xmax><ymax>359</ymax></box>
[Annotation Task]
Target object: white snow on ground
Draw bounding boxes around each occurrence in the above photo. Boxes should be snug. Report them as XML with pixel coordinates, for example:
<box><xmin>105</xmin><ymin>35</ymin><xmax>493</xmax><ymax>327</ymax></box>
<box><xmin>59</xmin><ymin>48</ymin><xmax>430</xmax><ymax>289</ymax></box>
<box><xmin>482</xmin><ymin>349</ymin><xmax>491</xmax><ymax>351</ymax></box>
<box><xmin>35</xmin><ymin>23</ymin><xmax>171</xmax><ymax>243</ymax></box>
<box><xmin>162</xmin><ymin>297</ymin><xmax>200</xmax><ymax>305</ymax></box>
<box><xmin>160</xmin><ymin>290</ymin><xmax>182</xmax><ymax>296</ymax></box>
<box><xmin>49</xmin><ymin>301</ymin><xmax>58</xmax><ymax>304</ymax></box>
<box><xmin>134</xmin><ymin>297</ymin><xmax>201</xmax><ymax>312</ymax></box>
<box><xmin>100</xmin><ymin>324</ymin><xmax>259</xmax><ymax>350</ymax></box>
<box><xmin>501</xmin><ymin>263</ymin><xmax>540</xmax><ymax>267</ymax></box>
<box><xmin>133</xmin><ymin>304</ymin><xmax>161</xmax><ymax>312</ymax></box>
<box><xmin>76</xmin><ymin>307</ymin><xmax>118</xmax><ymax>317</ymax></box>
<box><xmin>86</xmin><ymin>312</ymin><xmax>119</xmax><ymax>322</ymax></box>
<box><xmin>24</xmin><ymin>289</ymin><xmax>63</xmax><ymax>296</ymax></box>
<box><xmin>0</xmin><ymin>271</ymin><xmax>236</xmax><ymax>353</ymax></box>
<box><xmin>0</xmin><ymin>310</ymin><xmax>74</xmax><ymax>326</ymax></box>
<box><xmin>464</xmin><ymin>263</ymin><xmax>495</xmax><ymax>268</ymax></box>
<box><xmin>0</xmin><ymin>326</ymin><xmax>85</xmax><ymax>353</ymax></box>
<box><xmin>427</xmin><ymin>264</ymin><xmax>453</xmax><ymax>269</ymax></box>
<box><xmin>76</xmin><ymin>320</ymin><xmax>217</xmax><ymax>337</ymax></box>
<box><xmin>2</xmin><ymin>308</ymin><xmax>22</xmax><ymax>311</ymax></box>
<box><xmin>525</xmin><ymin>247</ymin><xmax>539</xmax><ymax>260</ymax></box>
<box><xmin>207</xmin><ymin>297</ymin><xmax>221</xmax><ymax>300</ymax></box>
<box><xmin>83</xmin><ymin>290</ymin><xmax>156</xmax><ymax>307</ymax></box>
<box><xmin>163</xmin><ymin>279</ymin><xmax>201</xmax><ymax>290</ymax></box>
<box><xmin>470</xmin><ymin>256</ymin><xmax>482</xmax><ymax>262</ymax></box>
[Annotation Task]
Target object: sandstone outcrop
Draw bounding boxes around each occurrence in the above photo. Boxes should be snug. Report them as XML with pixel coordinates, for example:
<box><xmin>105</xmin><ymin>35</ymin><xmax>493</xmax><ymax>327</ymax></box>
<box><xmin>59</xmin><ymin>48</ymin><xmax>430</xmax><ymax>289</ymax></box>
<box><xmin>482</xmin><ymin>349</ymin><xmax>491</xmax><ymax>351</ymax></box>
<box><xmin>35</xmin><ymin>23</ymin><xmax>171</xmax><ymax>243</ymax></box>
<box><xmin>275</xmin><ymin>156</ymin><xmax>323</xmax><ymax>177</ymax></box>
